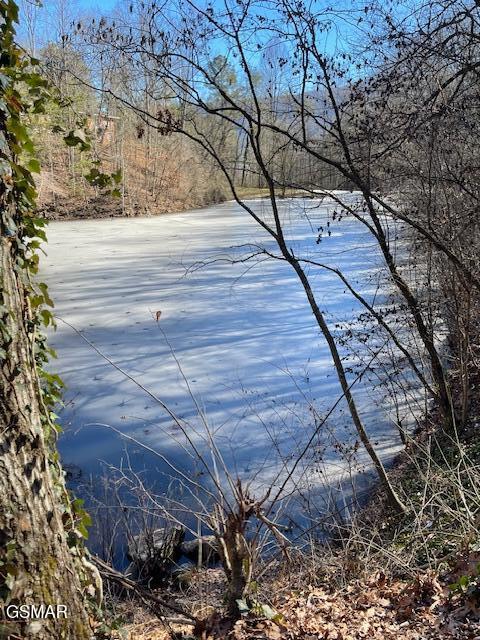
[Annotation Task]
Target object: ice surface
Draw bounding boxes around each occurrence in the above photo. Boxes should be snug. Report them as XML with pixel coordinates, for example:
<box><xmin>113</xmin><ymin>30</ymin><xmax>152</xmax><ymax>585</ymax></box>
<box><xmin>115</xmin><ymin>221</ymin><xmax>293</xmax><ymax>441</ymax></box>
<box><xmin>40</xmin><ymin>197</ymin><xmax>416</xmax><ymax>510</ymax></box>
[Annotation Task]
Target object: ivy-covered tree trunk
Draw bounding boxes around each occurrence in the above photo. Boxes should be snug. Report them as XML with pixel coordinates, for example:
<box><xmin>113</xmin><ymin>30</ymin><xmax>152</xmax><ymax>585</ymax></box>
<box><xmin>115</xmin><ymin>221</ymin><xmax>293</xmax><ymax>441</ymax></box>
<box><xmin>0</xmin><ymin>222</ymin><xmax>92</xmax><ymax>639</ymax></box>
<box><xmin>0</xmin><ymin>3</ymin><xmax>93</xmax><ymax>637</ymax></box>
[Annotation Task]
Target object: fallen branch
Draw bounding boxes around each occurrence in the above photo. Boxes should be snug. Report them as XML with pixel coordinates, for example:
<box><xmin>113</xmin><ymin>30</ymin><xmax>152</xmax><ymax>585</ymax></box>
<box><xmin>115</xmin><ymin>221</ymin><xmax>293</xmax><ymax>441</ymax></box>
<box><xmin>92</xmin><ymin>555</ymin><xmax>196</xmax><ymax>624</ymax></box>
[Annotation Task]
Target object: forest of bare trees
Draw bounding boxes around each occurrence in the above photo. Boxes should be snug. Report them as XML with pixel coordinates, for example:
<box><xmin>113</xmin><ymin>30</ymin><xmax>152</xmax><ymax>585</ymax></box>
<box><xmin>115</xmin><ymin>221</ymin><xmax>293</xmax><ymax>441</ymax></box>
<box><xmin>2</xmin><ymin>0</ymin><xmax>480</xmax><ymax>638</ymax></box>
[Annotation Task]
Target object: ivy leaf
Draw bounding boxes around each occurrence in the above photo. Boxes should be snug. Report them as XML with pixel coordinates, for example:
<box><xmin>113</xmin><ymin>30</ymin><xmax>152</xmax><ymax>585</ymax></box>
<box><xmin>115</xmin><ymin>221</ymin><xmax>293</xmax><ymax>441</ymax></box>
<box><xmin>40</xmin><ymin>309</ymin><xmax>52</xmax><ymax>326</ymax></box>
<box><xmin>38</xmin><ymin>282</ymin><xmax>54</xmax><ymax>307</ymax></box>
<box><xmin>25</xmin><ymin>73</ymin><xmax>48</xmax><ymax>89</ymax></box>
<box><xmin>32</xmin><ymin>97</ymin><xmax>47</xmax><ymax>114</ymax></box>
<box><xmin>72</xmin><ymin>498</ymin><xmax>85</xmax><ymax>512</ymax></box>
<box><xmin>22</xmin><ymin>140</ymin><xmax>35</xmax><ymax>154</ymax></box>
<box><xmin>63</xmin><ymin>129</ymin><xmax>90</xmax><ymax>152</ymax></box>
<box><xmin>27</xmin><ymin>158</ymin><xmax>41</xmax><ymax>173</ymax></box>
<box><xmin>6</xmin><ymin>2</ymin><xmax>19</xmax><ymax>21</ymax></box>
<box><xmin>85</xmin><ymin>167</ymin><xmax>112</xmax><ymax>188</ymax></box>
<box><xmin>6</xmin><ymin>117</ymin><xmax>30</xmax><ymax>144</ymax></box>
<box><xmin>76</xmin><ymin>523</ymin><xmax>89</xmax><ymax>539</ymax></box>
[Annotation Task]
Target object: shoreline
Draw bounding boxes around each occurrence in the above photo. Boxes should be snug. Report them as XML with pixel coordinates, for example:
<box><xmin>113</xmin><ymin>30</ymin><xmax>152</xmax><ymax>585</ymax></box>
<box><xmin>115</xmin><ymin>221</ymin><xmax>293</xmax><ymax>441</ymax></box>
<box><xmin>37</xmin><ymin>188</ymin><xmax>325</xmax><ymax>223</ymax></box>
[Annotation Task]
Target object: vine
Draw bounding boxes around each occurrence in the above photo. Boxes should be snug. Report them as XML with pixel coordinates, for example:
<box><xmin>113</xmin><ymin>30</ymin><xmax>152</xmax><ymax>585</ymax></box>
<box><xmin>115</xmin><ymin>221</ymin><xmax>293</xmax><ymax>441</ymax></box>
<box><xmin>0</xmin><ymin>0</ymin><xmax>119</xmax><ymax>631</ymax></box>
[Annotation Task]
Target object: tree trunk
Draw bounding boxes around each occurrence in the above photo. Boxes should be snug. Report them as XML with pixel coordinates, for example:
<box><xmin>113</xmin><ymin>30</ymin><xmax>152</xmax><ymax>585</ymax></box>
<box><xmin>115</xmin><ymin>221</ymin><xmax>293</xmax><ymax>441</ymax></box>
<box><xmin>0</xmin><ymin>154</ymin><xmax>92</xmax><ymax>640</ymax></box>
<box><xmin>289</xmin><ymin>258</ymin><xmax>407</xmax><ymax>513</ymax></box>
<box><xmin>220</xmin><ymin>513</ymin><xmax>251</xmax><ymax>618</ymax></box>
<box><xmin>364</xmin><ymin>198</ymin><xmax>455</xmax><ymax>431</ymax></box>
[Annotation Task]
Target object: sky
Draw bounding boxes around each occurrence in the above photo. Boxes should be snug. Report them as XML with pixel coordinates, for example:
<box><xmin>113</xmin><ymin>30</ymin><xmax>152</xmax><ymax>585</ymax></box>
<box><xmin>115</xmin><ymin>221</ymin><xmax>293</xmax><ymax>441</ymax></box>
<box><xmin>16</xmin><ymin>0</ymin><xmax>118</xmax><ymax>51</ymax></box>
<box><xmin>18</xmin><ymin>0</ymin><xmax>363</xmax><ymax>57</ymax></box>
<box><xmin>76</xmin><ymin>0</ymin><xmax>116</xmax><ymax>10</ymax></box>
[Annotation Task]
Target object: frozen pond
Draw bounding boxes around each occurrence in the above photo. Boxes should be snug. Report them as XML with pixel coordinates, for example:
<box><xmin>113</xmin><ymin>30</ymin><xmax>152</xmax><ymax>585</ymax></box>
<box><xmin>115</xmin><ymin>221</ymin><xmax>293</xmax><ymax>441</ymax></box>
<box><xmin>41</xmin><ymin>197</ymin><xmax>416</xmax><ymax>517</ymax></box>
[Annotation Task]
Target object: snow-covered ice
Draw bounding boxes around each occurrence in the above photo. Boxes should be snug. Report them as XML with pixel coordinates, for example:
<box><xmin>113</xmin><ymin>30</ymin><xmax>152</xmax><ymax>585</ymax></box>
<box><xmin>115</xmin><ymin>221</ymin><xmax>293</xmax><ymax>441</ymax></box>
<box><xmin>40</xmin><ymin>197</ymin><xmax>416</xmax><ymax>510</ymax></box>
